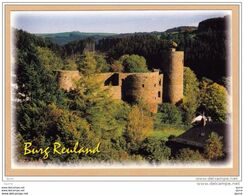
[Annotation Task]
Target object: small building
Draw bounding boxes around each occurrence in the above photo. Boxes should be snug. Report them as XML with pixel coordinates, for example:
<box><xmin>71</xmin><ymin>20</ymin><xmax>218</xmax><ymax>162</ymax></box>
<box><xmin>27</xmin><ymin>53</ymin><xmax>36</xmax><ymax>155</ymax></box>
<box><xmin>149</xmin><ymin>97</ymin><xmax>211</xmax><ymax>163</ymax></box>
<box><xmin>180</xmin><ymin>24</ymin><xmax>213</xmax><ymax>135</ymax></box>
<box><xmin>167</xmin><ymin>123</ymin><xmax>230</xmax><ymax>159</ymax></box>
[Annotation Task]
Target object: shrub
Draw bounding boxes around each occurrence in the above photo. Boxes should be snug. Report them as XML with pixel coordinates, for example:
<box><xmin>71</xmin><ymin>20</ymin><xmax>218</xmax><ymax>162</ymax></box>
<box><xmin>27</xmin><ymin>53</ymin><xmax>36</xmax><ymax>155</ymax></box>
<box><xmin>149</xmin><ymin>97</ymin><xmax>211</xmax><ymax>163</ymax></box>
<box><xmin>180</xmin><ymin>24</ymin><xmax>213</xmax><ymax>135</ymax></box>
<box><xmin>155</xmin><ymin>103</ymin><xmax>182</xmax><ymax>126</ymax></box>
<box><xmin>175</xmin><ymin>148</ymin><xmax>205</xmax><ymax>162</ymax></box>
<box><xmin>139</xmin><ymin>137</ymin><xmax>171</xmax><ymax>163</ymax></box>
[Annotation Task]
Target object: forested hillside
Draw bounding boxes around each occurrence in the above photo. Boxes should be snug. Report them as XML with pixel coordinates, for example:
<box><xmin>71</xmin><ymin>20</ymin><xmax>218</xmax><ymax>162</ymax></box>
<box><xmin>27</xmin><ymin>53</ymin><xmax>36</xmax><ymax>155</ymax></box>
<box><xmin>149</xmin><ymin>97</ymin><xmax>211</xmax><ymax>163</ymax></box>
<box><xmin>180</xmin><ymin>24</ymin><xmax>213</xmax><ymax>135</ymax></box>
<box><xmin>34</xmin><ymin>16</ymin><xmax>229</xmax><ymax>85</ymax></box>
<box><xmin>96</xmin><ymin>16</ymin><xmax>230</xmax><ymax>85</ymax></box>
<box><xmin>36</xmin><ymin>31</ymin><xmax>116</xmax><ymax>45</ymax></box>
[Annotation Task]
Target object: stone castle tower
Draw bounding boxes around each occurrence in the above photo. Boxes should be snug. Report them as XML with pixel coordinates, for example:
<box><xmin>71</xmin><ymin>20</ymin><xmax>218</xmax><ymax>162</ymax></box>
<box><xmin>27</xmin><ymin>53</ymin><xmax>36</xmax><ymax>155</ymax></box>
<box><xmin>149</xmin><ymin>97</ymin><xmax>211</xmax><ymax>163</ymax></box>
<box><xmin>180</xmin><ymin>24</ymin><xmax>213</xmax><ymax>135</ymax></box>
<box><xmin>121</xmin><ymin>72</ymin><xmax>163</xmax><ymax>113</ymax></box>
<box><xmin>162</xmin><ymin>47</ymin><xmax>184</xmax><ymax>105</ymax></box>
<box><xmin>57</xmin><ymin>46</ymin><xmax>184</xmax><ymax>113</ymax></box>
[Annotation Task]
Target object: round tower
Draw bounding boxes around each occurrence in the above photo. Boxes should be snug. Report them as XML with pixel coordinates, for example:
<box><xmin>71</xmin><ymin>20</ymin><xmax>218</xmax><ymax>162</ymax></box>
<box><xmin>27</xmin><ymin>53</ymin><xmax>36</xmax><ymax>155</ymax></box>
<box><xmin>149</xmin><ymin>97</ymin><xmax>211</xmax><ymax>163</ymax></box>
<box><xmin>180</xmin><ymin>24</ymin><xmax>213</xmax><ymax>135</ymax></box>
<box><xmin>123</xmin><ymin>72</ymin><xmax>162</xmax><ymax>113</ymax></box>
<box><xmin>164</xmin><ymin>45</ymin><xmax>184</xmax><ymax>104</ymax></box>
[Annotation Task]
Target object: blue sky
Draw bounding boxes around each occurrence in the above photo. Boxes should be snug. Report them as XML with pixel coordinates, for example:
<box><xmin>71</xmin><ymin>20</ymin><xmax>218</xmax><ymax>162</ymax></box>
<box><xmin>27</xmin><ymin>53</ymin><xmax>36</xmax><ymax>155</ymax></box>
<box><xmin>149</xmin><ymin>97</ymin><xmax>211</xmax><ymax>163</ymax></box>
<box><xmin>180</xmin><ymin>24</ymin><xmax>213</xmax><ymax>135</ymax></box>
<box><xmin>12</xmin><ymin>11</ymin><xmax>230</xmax><ymax>34</ymax></box>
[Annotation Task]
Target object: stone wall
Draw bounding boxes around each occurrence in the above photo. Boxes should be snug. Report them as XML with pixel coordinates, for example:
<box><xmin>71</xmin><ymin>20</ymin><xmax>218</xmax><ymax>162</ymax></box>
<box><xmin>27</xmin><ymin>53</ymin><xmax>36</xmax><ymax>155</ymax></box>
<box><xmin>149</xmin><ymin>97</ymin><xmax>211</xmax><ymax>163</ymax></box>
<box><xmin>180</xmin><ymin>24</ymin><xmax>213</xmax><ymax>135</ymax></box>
<box><xmin>95</xmin><ymin>73</ymin><xmax>121</xmax><ymax>100</ymax></box>
<box><xmin>57</xmin><ymin>70</ymin><xmax>81</xmax><ymax>91</ymax></box>
<box><xmin>94</xmin><ymin>71</ymin><xmax>163</xmax><ymax>110</ymax></box>
<box><xmin>56</xmin><ymin>48</ymin><xmax>184</xmax><ymax>115</ymax></box>
<box><xmin>104</xmin><ymin>86</ymin><xmax>122</xmax><ymax>100</ymax></box>
<box><xmin>57</xmin><ymin>70</ymin><xmax>163</xmax><ymax>113</ymax></box>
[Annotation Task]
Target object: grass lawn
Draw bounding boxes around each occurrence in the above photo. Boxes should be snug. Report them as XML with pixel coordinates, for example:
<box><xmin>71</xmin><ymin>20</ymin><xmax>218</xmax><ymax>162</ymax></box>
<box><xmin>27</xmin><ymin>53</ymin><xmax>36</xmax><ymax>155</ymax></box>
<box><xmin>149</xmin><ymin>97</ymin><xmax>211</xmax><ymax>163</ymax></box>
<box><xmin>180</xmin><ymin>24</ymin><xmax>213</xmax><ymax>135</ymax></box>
<box><xmin>150</xmin><ymin>124</ymin><xmax>190</xmax><ymax>141</ymax></box>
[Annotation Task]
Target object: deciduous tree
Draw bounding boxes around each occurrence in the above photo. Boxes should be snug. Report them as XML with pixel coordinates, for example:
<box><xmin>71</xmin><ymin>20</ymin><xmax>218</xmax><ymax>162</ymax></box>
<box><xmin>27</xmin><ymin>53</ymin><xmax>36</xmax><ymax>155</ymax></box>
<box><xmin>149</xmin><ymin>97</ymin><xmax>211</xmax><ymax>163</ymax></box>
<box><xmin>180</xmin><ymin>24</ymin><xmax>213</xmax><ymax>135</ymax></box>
<box><xmin>119</xmin><ymin>54</ymin><xmax>149</xmax><ymax>73</ymax></box>
<box><xmin>126</xmin><ymin>103</ymin><xmax>153</xmax><ymax>143</ymax></box>
<box><xmin>180</xmin><ymin>67</ymin><xmax>200</xmax><ymax>124</ymax></box>
<box><xmin>204</xmin><ymin>132</ymin><xmax>224</xmax><ymax>160</ymax></box>
<box><xmin>199</xmin><ymin>80</ymin><xmax>228</xmax><ymax>122</ymax></box>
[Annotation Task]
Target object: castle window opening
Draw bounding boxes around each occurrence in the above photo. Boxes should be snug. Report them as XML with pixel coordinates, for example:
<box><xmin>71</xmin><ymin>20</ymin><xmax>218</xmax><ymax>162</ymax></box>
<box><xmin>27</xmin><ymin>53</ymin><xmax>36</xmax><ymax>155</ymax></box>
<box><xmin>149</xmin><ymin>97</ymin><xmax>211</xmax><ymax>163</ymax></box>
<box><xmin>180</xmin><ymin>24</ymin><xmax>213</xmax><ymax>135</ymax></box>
<box><xmin>159</xmin><ymin>79</ymin><xmax>161</xmax><ymax>86</ymax></box>
<box><xmin>142</xmin><ymin>84</ymin><xmax>144</xmax><ymax>87</ymax></box>
<box><xmin>104</xmin><ymin>73</ymin><xmax>119</xmax><ymax>86</ymax></box>
<box><xmin>158</xmin><ymin>91</ymin><xmax>161</xmax><ymax>98</ymax></box>
<box><xmin>154</xmin><ymin>84</ymin><xmax>156</xmax><ymax>87</ymax></box>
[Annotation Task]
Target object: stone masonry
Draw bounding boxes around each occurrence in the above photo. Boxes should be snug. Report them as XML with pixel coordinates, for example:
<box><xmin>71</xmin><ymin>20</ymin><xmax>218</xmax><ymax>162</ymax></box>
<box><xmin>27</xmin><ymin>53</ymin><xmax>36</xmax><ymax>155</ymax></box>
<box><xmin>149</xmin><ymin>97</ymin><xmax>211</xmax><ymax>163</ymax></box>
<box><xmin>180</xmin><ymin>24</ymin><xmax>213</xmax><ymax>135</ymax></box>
<box><xmin>57</xmin><ymin>48</ymin><xmax>184</xmax><ymax>113</ymax></box>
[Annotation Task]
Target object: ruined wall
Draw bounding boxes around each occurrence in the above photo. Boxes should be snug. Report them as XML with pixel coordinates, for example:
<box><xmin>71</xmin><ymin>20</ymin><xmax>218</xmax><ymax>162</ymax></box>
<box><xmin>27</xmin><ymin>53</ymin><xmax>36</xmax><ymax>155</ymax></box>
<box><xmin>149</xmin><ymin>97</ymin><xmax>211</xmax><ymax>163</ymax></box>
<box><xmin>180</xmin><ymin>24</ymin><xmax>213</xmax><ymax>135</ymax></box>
<box><xmin>163</xmin><ymin>49</ymin><xmax>184</xmax><ymax>104</ymax></box>
<box><xmin>57</xmin><ymin>70</ymin><xmax>163</xmax><ymax>113</ymax></box>
<box><xmin>104</xmin><ymin>86</ymin><xmax>121</xmax><ymax>100</ymax></box>
<box><xmin>95</xmin><ymin>73</ymin><xmax>121</xmax><ymax>100</ymax></box>
<box><xmin>57</xmin><ymin>70</ymin><xmax>81</xmax><ymax>91</ymax></box>
<box><xmin>95</xmin><ymin>73</ymin><xmax>118</xmax><ymax>85</ymax></box>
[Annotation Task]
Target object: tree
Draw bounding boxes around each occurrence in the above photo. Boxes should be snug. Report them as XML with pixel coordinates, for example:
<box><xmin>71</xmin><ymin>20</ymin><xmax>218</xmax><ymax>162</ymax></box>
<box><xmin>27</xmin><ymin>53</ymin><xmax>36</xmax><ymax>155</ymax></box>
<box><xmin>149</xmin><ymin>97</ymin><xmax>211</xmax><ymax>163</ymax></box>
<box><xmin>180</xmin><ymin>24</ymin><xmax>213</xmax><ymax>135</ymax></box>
<box><xmin>199</xmin><ymin>80</ymin><xmax>228</xmax><ymax>122</ymax></box>
<box><xmin>110</xmin><ymin>60</ymin><xmax>124</xmax><ymax>72</ymax></box>
<box><xmin>66</xmin><ymin>71</ymin><xmax>131</xmax><ymax>161</ymax></box>
<box><xmin>125</xmin><ymin>103</ymin><xmax>153</xmax><ymax>143</ymax></box>
<box><xmin>97</xmin><ymin>34</ymin><xmax>171</xmax><ymax>70</ymax></box>
<box><xmin>220</xmin><ymin>76</ymin><xmax>231</xmax><ymax>93</ymax></box>
<box><xmin>36</xmin><ymin>46</ymin><xmax>64</xmax><ymax>71</ymax></box>
<box><xmin>204</xmin><ymin>132</ymin><xmax>224</xmax><ymax>160</ymax></box>
<box><xmin>15</xmin><ymin>30</ymin><xmax>62</xmax><ymax>103</ymax></box>
<box><xmin>180</xmin><ymin>67</ymin><xmax>200</xmax><ymax>124</ymax></box>
<box><xmin>63</xmin><ymin>56</ymin><xmax>78</xmax><ymax>70</ymax></box>
<box><xmin>77</xmin><ymin>52</ymin><xmax>110</xmax><ymax>74</ymax></box>
<box><xmin>16</xmin><ymin>70</ymin><xmax>131</xmax><ymax>162</ymax></box>
<box><xmin>95</xmin><ymin>53</ymin><xmax>110</xmax><ymax>72</ymax></box>
<box><xmin>184</xmin><ymin>17</ymin><xmax>229</xmax><ymax>83</ymax></box>
<box><xmin>16</xmin><ymin>101</ymin><xmax>91</xmax><ymax>162</ymax></box>
<box><xmin>155</xmin><ymin>103</ymin><xmax>182</xmax><ymax>126</ymax></box>
<box><xmin>77</xmin><ymin>51</ymin><xmax>97</xmax><ymax>75</ymax></box>
<box><xmin>139</xmin><ymin>137</ymin><xmax>171</xmax><ymax>163</ymax></box>
<box><xmin>119</xmin><ymin>54</ymin><xmax>149</xmax><ymax>73</ymax></box>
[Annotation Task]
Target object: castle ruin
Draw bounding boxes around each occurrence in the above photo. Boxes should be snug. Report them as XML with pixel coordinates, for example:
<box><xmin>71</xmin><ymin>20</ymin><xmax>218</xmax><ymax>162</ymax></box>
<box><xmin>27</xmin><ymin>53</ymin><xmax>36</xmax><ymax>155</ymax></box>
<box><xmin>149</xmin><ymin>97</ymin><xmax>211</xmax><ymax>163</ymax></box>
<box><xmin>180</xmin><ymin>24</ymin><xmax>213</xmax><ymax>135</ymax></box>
<box><xmin>57</xmin><ymin>47</ymin><xmax>184</xmax><ymax>113</ymax></box>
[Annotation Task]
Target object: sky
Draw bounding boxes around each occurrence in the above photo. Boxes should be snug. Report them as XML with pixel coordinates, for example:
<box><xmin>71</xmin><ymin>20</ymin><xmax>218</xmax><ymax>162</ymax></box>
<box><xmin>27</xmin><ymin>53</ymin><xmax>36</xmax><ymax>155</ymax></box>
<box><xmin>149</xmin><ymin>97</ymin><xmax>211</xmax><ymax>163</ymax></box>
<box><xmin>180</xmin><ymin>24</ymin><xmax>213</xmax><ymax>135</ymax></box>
<box><xmin>12</xmin><ymin>11</ymin><xmax>230</xmax><ymax>34</ymax></box>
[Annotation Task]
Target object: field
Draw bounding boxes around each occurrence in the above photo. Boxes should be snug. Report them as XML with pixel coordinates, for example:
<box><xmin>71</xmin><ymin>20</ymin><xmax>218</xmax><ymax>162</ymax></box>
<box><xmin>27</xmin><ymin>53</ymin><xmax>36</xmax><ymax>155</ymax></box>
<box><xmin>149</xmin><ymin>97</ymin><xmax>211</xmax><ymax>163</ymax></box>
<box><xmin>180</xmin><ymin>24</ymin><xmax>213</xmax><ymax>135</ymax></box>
<box><xmin>150</xmin><ymin>124</ymin><xmax>190</xmax><ymax>140</ymax></box>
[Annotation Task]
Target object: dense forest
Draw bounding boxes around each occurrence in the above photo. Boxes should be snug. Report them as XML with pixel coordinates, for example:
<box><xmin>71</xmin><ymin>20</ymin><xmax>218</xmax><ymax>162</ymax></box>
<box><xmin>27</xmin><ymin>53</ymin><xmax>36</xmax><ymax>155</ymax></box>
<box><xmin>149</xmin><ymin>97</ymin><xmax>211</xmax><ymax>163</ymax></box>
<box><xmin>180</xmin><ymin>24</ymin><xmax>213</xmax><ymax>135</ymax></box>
<box><xmin>96</xmin><ymin>16</ymin><xmax>230</xmax><ymax>85</ymax></box>
<box><xmin>14</xmin><ymin>16</ymin><xmax>229</xmax><ymax>164</ymax></box>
